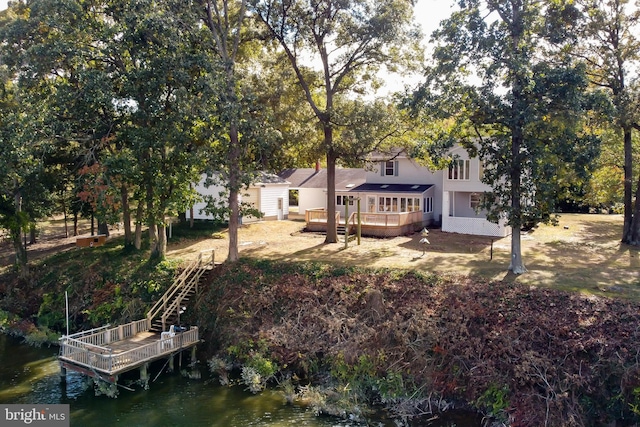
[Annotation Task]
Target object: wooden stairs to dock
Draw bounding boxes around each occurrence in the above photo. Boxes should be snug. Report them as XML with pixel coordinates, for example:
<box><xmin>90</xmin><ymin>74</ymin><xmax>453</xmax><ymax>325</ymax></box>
<box><xmin>147</xmin><ymin>250</ymin><xmax>215</xmax><ymax>333</ymax></box>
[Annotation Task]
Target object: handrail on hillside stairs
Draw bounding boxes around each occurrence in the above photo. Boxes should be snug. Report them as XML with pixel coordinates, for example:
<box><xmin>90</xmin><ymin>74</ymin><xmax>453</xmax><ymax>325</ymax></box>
<box><xmin>146</xmin><ymin>249</ymin><xmax>214</xmax><ymax>332</ymax></box>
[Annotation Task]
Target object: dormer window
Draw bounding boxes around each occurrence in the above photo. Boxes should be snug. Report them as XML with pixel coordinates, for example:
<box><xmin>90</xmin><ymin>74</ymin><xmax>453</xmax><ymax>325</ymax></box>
<box><xmin>381</xmin><ymin>160</ymin><xmax>399</xmax><ymax>176</ymax></box>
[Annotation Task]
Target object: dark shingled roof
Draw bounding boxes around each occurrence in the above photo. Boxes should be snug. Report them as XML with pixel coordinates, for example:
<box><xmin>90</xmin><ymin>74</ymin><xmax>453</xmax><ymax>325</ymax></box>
<box><xmin>278</xmin><ymin>168</ymin><xmax>365</xmax><ymax>190</ymax></box>
<box><xmin>349</xmin><ymin>183</ymin><xmax>433</xmax><ymax>193</ymax></box>
<box><xmin>254</xmin><ymin>172</ymin><xmax>289</xmax><ymax>185</ymax></box>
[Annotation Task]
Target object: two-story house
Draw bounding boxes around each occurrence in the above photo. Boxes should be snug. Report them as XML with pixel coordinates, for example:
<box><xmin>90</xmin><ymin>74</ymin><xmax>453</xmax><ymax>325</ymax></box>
<box><xmin>441</xmin><ymin>145</ymin><xmax>510</xmax><ymax>237</ymax></box>
<box><xmin>290</xmin><ymin>146</ymin><xmax>510</xmax><ymax>238</ymax></box>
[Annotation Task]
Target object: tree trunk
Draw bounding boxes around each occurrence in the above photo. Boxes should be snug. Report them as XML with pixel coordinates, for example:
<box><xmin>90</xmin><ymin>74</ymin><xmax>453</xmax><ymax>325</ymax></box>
<box><xmin>98</xmin><ymin>220</ymin><xmax>109</xmax><ymax>237</ymax></box>
<box><xmin>90</xmin><ymin>213</ymin><xmax>95</xmax><ymax>236</ymax></box>
<box><xmin>508</xmin><ymin>132</ymin><xmax>527</xmax><ymax>274</ymax></box>
<box><xmin>29</xmin><ymin>224</ymin><xmax>36</xmax><ymax>244</ymax></box>
<box><xmin>325</xmin><ymin>143</ymin><xmax>338</xmax><ymax>244</ymax></box>
<box><xmin>134</xmin><ymin>201</ymin><xmax>144</xmax><ymax>250</ymax></box>
<box><xmin>120</xmin><ymin>184</ymin><xmax>133</xmax><ymax>247</ymax></box>
<box><xmin>12</xmin><ymin>188</ymin><xmax>28</xmax><ymax>276</ymax></box>
<box><xmin>147</xmin><ymin>181</ymin><xmax>159</xmax><ymax>258</ymax></box>
<box><xmin>150</xmin><ymin>224</ymin><xmax>160</xmax><ymax>258</ymax></box>
<box><xmin>622</xmin><ymin>126</ymin><xmax>635</xmax><ymax>244</ymax></box>
<box><xmin>62</xmin><ymin>194</ymin><xmax>69</xmax><ymax>238</ymax></box>
<box><xmin>156</xmin><ymin>224</ymin><xmax>167</xmax><ymax>259</ymax></box>
<box><xmin>73</xmin><ymin>212</ymin><xmax>78</xmax><ymax>236</ymax></box>
<box><xmin>626</xmin><ymin>172</ymin><xmax>640</xmax><ymax>246</ymax></box>
<box><xmin>227</xmin><ymin>124</ymin><xmax>241</xmax><ymax>262</ymax></box>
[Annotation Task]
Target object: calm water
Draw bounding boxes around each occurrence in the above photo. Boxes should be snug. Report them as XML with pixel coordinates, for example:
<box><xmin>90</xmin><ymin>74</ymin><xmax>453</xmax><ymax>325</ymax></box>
<box><xmin>0</xmin><ymin>334</ymin><xmax>481</xmax><ymax>426</ymax></box>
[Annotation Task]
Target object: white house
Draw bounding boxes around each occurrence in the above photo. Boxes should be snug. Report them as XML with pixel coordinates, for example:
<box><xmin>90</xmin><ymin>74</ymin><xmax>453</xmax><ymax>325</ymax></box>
<box><xmin>280</xmin><ymin>146</ymin><xmax>511</xmax><ymax>238</ymax></box>
<box><xmin>441</xmin><ymin>145</ymin><xmax>510</xmax><ymax>237</ymax></box>
<box><xmin>187</xmin><ymin>172</ymin><xmax>290</xmax><ymax>223</ymax></box>
<box><xmin>278</xmin><ymin>166</ymin><xmax>366</xmax><ymax>216</ymax></box>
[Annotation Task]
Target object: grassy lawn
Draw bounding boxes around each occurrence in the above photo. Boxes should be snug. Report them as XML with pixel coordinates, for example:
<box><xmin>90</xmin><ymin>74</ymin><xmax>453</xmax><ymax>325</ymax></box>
<box><xmin>3</xmin><ymin>213</ymin><xmax>637</xmax><ymax>301</ymax></box>
<box><xmin>204</xmin><ymin>213</ymin><xmax>640</xmax><ymax>300</ymax></box>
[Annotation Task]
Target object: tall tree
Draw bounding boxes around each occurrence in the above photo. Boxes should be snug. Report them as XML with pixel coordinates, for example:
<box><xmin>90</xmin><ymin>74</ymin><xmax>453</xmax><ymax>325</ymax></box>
<box><xmin>412</xmin><ymin>0</ymin><xmax>601</xmax><ymax>274</ymax></box>
<box><xmin>107</xmin><ymin>0</ymin><xmax>209</xmax><ymax>259</ymax></box>
<box><xmin>191</xmin><ymin>0</ymin><xmax>281</xmax><ymax>262</ymax></box>
<box><xmin>253</xmin><ymin>0</ymin><xmax>421</xmax><ymax>243</ymax></box>
<box><xmin>575</xmin><ymin>0</ymin><xmax>640</xmax><ymax>245</ymax></box>
<box><xmin>0</xmin><ymin>2</ymin><xmax>63</xmax><ymax>275</ymax></box>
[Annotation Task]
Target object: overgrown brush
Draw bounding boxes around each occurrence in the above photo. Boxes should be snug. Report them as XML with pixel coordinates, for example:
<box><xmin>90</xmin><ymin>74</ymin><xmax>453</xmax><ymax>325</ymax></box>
<box><xmin>198</xmin><ymin>259</ymin><xmax>640</xmax><ymax>426</ymax></box>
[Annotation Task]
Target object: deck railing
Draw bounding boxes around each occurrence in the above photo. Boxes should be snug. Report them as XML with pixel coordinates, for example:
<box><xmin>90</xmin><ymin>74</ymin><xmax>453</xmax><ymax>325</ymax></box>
<box><xmin>62</xmin><ymin>319</ymin><xmax>149</xmax><ymax>348</ymax></box>
<box><xmin>306</xmin><ymin>209</ymin><xmax>423</xmax><ymax>228</ymax></box>
<box><xmin>59</xmin><ymin>326</ymin><xmax>199</xmax><ymax>375</ymax></box>
<box><xmin>305</xmin><ymin>208</ymin><xmax>340</xmax><ymax>225</ymax></box>
<box><xmin>109</xmin><ymin>327</ymin><xmax>199</xmax><ymax>373</ymax></box>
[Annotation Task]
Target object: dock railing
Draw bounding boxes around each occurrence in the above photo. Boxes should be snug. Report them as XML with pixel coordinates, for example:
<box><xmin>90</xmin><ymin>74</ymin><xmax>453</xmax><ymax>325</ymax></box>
<box><xmin>62</xmin><ymin>319</ymin><xmax>149</xmax><ymax>347</ymax></box>
<box><xmin>59</xmin><ymin>325</ymin><xmax>199</xmax><ymax>375</ymax></box>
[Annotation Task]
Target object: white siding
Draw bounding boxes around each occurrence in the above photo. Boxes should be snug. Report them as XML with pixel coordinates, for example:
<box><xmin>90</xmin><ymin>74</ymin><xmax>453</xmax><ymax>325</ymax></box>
<box><xmin>188</xmin><ymin>178</ymin><xmax>227</xmax><ymax>220</ymax></box>
<box><xmin>187</xmin><ymin>174</ymin><xmax>290</xmax><ymax>222</ymax></box>
<box><xmin>298</xmin><ymin>188</ymin><xmax>326</xmax><ymax>213</ymax></box>
<box><xmin>442</xmin><ymin>148</ymin><xmax>491</xmax><ymax>193</ymax></box>
<box><xmin>365</xmin><ymin>158</ymin><xmax>441</xmax><ymax>185</ymax></box>
<box><xmin>259</xmin><ymin>185</ymin><xmax>289</xmax><ymax>219</ymax></box>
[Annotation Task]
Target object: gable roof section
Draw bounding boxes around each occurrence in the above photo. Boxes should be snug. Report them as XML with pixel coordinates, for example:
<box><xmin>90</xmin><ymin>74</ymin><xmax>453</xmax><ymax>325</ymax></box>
<box><xmin>278</xmin><ymin>168</ymin><xmax>365</xmax><ymax>190</ymax></box>
<box><xmin>254</xmin><ymin>171</ymin><xmax>289</xmax><ymax>185</ymax></box>
<box><xmin>349</xmin><ymin>183</ymin><xmax>433</xmax><ymax>193</ymax></box>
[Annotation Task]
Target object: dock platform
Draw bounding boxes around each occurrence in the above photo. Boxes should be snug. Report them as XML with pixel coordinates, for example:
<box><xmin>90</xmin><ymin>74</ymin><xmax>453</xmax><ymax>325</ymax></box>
<box><xmin>59</xmin><ymin>319</ymin><xmax>199</xmax><ymax>382</ymax></box>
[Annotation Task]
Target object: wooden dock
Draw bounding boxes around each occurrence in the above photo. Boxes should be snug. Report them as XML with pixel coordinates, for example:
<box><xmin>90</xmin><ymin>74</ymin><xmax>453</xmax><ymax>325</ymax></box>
<box><xmin>59</xmin><ymin>250</ymin><xmax>213</xmax><ymax>387</ymax></box>
<box><xmin>59</xmin><ymin>319</ymin><xmax>199</xmax><ymax>382</ymax></box>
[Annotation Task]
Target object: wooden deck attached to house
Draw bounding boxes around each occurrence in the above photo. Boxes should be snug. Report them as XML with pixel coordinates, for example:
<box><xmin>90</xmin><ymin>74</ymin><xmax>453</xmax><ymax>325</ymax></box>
<box><xmin>59</xmin><ymin>319</ymin><xmax>199</xmax><ymax>380</ymax></box>
<box><xmin>305</xmin><ymin>208</ymin><xmax>425</xmax><ymax>237</ymax></box>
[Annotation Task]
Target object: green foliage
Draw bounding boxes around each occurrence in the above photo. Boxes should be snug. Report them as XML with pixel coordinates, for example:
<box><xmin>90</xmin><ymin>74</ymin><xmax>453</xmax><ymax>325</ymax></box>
<box><xmin>411</xmin><ymin>0</ymin><xmax>602</xmax><ymax>273</ymax></box>
<box><xmin>226</xmin><ymin>339</ymin><xmax>279</xmax><ymax>393</ymax></box>
<box><xmin>24</xmin><ymin>327</ymin><xmax>59</xmax><ymax>347</ymax></box>
<box><xmin>629</xmin><ymin>387</ymin><xmax>640</xmax><ymax>415</ymax></box>
<box><xmin>475</xmin><ymin>384</ymin><xmax>510</xmax><ymax>421</ymax></box>
<box><xmin>37</xmin><ymin>293</ymin><xmax>65</xmax><ymax>330</ymax></box>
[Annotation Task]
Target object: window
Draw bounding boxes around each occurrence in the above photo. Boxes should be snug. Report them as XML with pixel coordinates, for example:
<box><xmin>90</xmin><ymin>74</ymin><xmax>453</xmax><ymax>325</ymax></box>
<box><xmin>367</xmin><ymin>196</ymin><xmax>376</xmax><ymax>213</ymax></box>
<box><xmin>378</xmin><ymin>196</ymin><xmax>398</xmax><ymax>212</ymax></box>
<box><xmin>448</xmin><ymin>159</ymin><xmax>470</xmax><ymax>180</ymax></box>
<box><xmin>470</xmin><ymin>193</ymin><xmax>482</xmax><ymax>210</ymax></box>
<box><xmin>381</xmin><ymin>161</ymin><xmax>398</xmax><ymax>176</ymax></box>
<box><xmin>424</xmin><ymin>197</ymin><xmax>433</xmax><ymax>213</ymax></box>
<box><xmin>337</xmin><ymin>195</ymin><xmax>353</xmax><ymax>206</ymax></box>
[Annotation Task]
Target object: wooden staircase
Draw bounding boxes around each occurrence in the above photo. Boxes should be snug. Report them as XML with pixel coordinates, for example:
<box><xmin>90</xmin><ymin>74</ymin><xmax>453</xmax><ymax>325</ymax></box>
<box><xmin>337</xmin><ymin>212</ymin><xmax>358</xmax><ymax>239</ymax></box>
<box><xmin>147</xmin><ymin>250</ymin><xmax>215</xmax><ymax>333</ymax></box>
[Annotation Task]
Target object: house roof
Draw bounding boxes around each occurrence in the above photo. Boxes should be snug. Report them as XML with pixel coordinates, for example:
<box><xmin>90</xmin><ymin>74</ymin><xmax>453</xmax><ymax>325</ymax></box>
<box><xmin>254</xmin><ymin>171</ymin><xmax>289</xmax><ymax>185</ymax></box>
<box><xmin>348</xmin><ymin>183</ymin><xmax>433</xmax><ymax>193</ymax></box>
<box><xmin>278</xmin><ymin>168</ymin><xmax>365</xmax><ymax>190</ymax></box>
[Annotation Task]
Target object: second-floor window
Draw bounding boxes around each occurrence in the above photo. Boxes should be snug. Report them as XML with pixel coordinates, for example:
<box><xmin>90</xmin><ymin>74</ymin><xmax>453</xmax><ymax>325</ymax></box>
<box><xmin>448</xmin><ymin>159</ymin><xmax>470</xmax><ymax>180</ymax></box>
<box><xmin>381</xmin><ymin>160</ymin><xmax>399</xmax><ymax>177</ymax></box>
